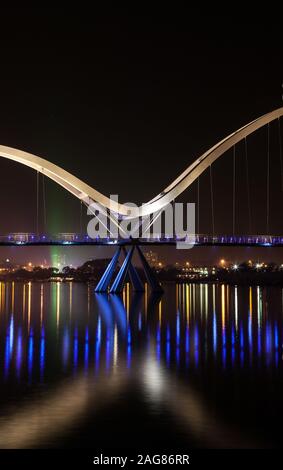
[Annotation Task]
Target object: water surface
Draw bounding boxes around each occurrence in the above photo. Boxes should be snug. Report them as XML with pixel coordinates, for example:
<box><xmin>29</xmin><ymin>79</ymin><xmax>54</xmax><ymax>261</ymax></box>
<box><xmin>0</xmin><ymin>281</ymin><xmax>282</xmax><ymax>449</ymax></box>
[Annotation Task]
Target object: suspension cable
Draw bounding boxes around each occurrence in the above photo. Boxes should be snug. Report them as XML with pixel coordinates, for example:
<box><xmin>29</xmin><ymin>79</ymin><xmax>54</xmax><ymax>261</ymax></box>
<box><xmin>42</xmin><ymin>174</ymin><xmax>47</xmax><ymax>233</ymax></box>
<box><xmin>244</xmin><ymin>137</ymin><xmax>252</xmax><ymax>234</ymax></box>
<box><xmin>233</xmin><ymin>145</ymin><xmax>236</xmax><ymax>235</ymax></box>
<box><xmin>80</xmin><ymin>200</ymin><xmax>83</xmax><ymax>234</ymax></box>
<box><xmin>36</xmin><ymin>171</ymin><xmax>39</xmax><ymax>236</ymax></box>
<box><xmin>197</xmin><ymin>177</ymin><xmax>200</xmax><ymax>234</ymax></box>
<box><xmin>266</xmin><ymin>123</ymin><xmax>270</xmax><ymax>234</ymax></box>
<box><xmin>209</xmin><ymin>165</ymin><xmax>215</xmax><ymax>236</ymax></box>
<box><xmin>278</xmin><ymin>118</ymin><xmax>283</xmax><ymax>191</ymax></box>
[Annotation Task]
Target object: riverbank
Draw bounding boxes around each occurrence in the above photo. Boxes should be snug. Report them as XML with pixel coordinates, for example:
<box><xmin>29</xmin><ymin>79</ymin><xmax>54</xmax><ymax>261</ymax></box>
<box><xmin>2</xmin><ymin>268</ymin><xmax>283</xmax><ymax>286</ymax></box>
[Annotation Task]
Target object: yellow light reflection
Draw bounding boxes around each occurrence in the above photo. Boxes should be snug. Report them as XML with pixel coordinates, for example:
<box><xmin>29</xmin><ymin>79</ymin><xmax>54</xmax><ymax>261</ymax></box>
<box><xmin>158</xmin><ymin>298</ymin><xmax>162</xmax><ymax>327</ymax></box>
<box><xmin>122</xmin><ymin>287</ymin><xmax>126</xmax><ymax>308</ymax></box>
<box><xmin>40</xmin><ymin>284</ymin><xmax>44</xmax><ymax>327</ymax></box>
<box><xmin>186</xmin><ymin>284</ymin><xmax>190</xmax><ymax>325</ymax></box>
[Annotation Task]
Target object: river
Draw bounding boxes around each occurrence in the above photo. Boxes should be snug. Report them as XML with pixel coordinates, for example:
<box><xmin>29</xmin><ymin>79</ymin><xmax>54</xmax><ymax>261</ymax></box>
<box><xmin>0</xmin><ymin>281</ymin><xmax>282</xmax><ymax>449</ymax></box>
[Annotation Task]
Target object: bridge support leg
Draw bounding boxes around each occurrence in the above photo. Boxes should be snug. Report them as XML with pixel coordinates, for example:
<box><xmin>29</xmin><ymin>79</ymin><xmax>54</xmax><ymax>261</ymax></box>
<box><xmin>122</xmin><ymin>247</ymin><xmax>144</xmax><ymax>292</ymax></box>
<box><xmin>95</xmin><ymin>247</ymin><xmax>121</xmax><ymax>293</ymax></box>
<box><xmin>136</xmin><ymin>245</ymin><xmax>163</xmax><ymax>293</ymax></box>
<box><xmin>110</xmin><ymin>246</ymin><xmax>135</xmax><ymax>294</ymax></box>
<box><xmin>95</xmin><ymin>244</ymin><xmax>163</xmax><ymax>295</ymax></box>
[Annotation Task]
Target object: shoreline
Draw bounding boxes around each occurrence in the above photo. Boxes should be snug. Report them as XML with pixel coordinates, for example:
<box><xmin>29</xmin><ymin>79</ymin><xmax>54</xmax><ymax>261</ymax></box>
<box><xmin>1</xmin><ymin>276</ymin><xmax>283</xmax><ymax>287</ymax></box>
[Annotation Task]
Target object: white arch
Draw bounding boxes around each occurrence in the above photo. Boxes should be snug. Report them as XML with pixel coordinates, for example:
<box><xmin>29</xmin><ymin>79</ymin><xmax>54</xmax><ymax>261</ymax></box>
<box><xmin>1</xmin><ymin>106</ymin><xmax>283</xmax><ymax>219</ymax></box>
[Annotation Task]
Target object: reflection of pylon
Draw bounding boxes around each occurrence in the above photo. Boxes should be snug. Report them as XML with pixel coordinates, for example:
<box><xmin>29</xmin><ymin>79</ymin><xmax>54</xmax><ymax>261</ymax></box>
<box><xmin>95</xmin><ymin>245</ymin><xmax>163</xmax><ymax>294</ymax></box>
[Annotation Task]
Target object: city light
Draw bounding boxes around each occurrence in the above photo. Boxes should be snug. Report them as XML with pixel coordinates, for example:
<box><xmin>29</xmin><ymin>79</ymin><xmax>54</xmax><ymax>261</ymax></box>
<box><xmin>233</xmin><ymin>264</ymin><xmax>238</xmax><ymax>270</ymax></box>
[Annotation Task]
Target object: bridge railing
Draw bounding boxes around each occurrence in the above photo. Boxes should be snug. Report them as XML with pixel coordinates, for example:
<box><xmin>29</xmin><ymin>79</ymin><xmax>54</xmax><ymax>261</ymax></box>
<box><xmin>0</xmin><ymin>233</ymin><xmax>120</xmax><ymax>244</ymax></box>
<box><xmin>135</xmin><ymin>234</ymin><xmax>283</xmax><ymax>245</ymax></box>
<box><xmin>193</xmin><ymin>234</ymin><xmax>283</xmax><ymax>245</ymax></box>
<box><xmin>1</xmin><ymin>233</ymin><xmax>283</xmax><ymax>245</ymax></box>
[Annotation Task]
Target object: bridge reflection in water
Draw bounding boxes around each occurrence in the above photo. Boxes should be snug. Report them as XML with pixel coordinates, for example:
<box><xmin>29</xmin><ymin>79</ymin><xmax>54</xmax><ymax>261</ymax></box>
<box><xmin>0</xmin><ymin>281</ymin><xmax>282</xmax><ymax>448</ymax></box>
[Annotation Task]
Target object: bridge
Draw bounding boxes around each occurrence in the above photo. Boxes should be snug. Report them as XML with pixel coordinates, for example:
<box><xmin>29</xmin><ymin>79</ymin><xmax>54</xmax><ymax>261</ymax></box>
<box><xmin>1</xmin><ymin>107</ymin><xmax>283</xmax><ymax>293</ymax></box>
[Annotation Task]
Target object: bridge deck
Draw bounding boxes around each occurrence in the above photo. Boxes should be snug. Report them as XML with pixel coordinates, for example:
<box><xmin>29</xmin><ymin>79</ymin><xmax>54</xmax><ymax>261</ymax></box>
<box><xmin>0</xmin><ymin>234</ymin><xmax>283</xmax><ymax>247</ymax></box>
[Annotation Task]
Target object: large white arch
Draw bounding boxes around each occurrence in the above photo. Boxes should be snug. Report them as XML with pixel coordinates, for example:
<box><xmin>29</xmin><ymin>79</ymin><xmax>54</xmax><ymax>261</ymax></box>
<box><xmin>1</xmin><ymin>106</ymin><xmax>283</xmax><ymax>219</ymax></box>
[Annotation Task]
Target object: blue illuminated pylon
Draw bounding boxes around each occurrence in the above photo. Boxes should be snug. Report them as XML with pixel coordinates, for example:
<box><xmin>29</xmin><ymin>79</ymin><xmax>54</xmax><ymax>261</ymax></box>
<box><xmin>95</xmin><ymin>243</ymin><xmax>164</xmax><ymax>294</ymax></box>
<box><xmin>110</xmin><ymin>246</ymin><xmax>135</xmax><ymax>294</ymax></box>
<box><xmin>95</xmin><ymin>247</ymin><xmax>121</xmax><ymax>292</ymax></box>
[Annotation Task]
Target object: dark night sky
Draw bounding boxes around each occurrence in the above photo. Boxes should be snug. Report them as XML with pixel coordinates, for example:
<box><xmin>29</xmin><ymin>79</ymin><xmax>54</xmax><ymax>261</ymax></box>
<box><xmin>0</xmin><ymin>7</ymin><xmax>282</xmax><ymax>266</ymax></box>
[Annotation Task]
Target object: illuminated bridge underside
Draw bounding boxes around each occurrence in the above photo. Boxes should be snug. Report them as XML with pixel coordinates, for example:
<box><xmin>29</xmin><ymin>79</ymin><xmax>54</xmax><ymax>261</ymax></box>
<box><xmin>1</xmin><ymin>234</ymin><xmax>283</xmax><ymax>247</ymax></box>
<box><xmin>1</xmin><ymin>107</ymin><xmax>283</xmax><ymax>218</ymax></box>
